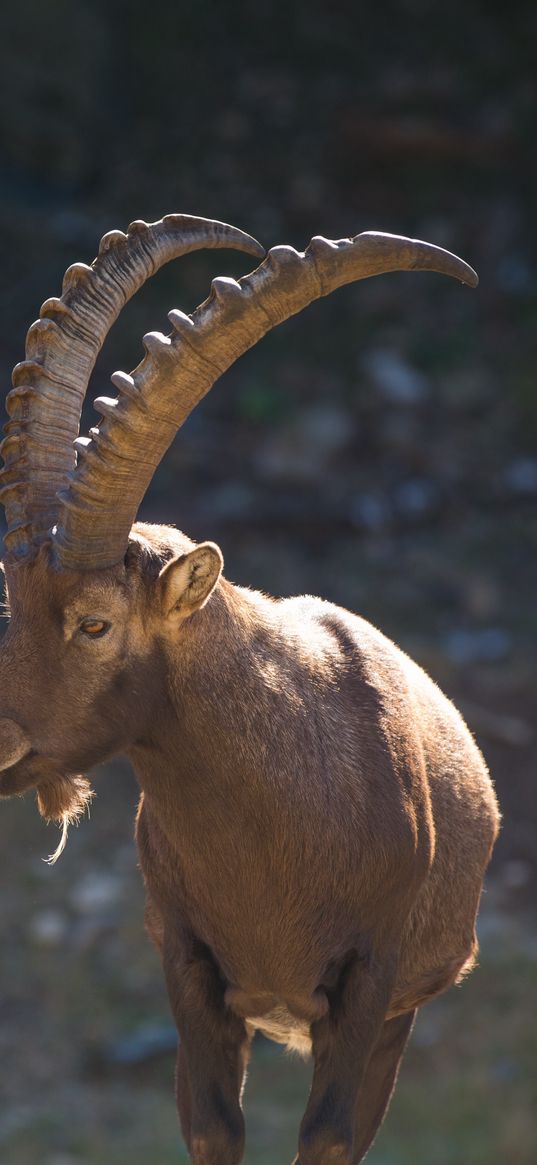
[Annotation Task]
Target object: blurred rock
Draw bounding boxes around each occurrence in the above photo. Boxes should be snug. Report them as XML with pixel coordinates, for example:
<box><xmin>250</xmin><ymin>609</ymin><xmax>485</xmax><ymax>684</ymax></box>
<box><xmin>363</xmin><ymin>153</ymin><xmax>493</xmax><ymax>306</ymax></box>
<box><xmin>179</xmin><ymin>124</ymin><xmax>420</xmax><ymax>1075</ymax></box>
<box><xmin>436</xmin><ymin>366</ymin><xmax>492</xmax><ymax>411</ymax></box>
<box><xmin>361</xmin><ymin>348</ymin><xmax>429</xmax><ymax>405</ymax></box>
<box><xmin>203</xmin><ymin>481</ymin><xmax>256</xmax><ymax>521</ymax></box>
<box><xmin>70</xmin><ymin>870</ymin><xmax>123</xmax><ymax>915</ymax></box>
<box><xmin>381</xmin><ymin>410</ymin><xmax>420</xmax><ymax>454</ymax></box>
<box><xmin>461</xmin><ymin>574</ymin><xmax>501</xmax><ymax>620</ymax></box>
<box><xmin>257</xmin><ymin>404</ymin><xmax>353</xmax><ymax>482</ymax></box>
<box><xmin>490</xmin><ymin>1057</ymin><xmax>520</xmax><ymax>1083</ymax></box>
<box><xmin>443</xmin><ymin>626</ymin><xmax>512</xmax><ymax>665</ymax></box>
<box><xmin>498</xmin><ymin>859</ymin><xmax>532</xmax><ymax>890</ymax></box>
<box><xmin>289</xmin><ymin>173</ymin><xmax>324</xmax><ymax>213</ymax></box>
<box><xmin>112</xmin><ymin>843</ymin><xmax>139</xmax><ymax>875</ymax></box>
<box><xmin>504</xmin><ymin>457</ymin><xmax>537</xmax><ymax>495</ymax></box>
<box><xmin>461</xmin><ymin>700</ymin><xmax>534</xmax><ymax>748</ymax></box>
<box><xmin>98</xmin><ymin>1021</ymin><xmax>177</xmax><ymax>1069</ymax></box>
<box><xmin>215</xmin><ymin>108</ymin><xmax>251</xmax><ymax>144</ymax></box>
<box><xmin>393</xmin><ymin>477</ymin><xmax>438</xmax><ymax>520</ymax></box>
<box><xmin>71</xmin><ymin>915</ymin><xmax>116</xmax><ymax>954</ymax></box>
<box><xmin>496</xmin><ymin>255</ymin><xmax>532</xmax><ymax>294</ymax></box>
<box><xmin>29</xmin><ymin>908</ymin><xmax>68</xmax><ymax>947</ymax></box>
<box><xmin>300</xmin><ymin>404</ymin><xmax>351</xmax><ymax>450</ymax></box>
<box><xmin>48</xmin><ymin>209</ymin><xmax>97</xmax><ymax>247</ymax></box>
<box><xmin>349</xmin><ymin>492</ymin><xmax>391</xmax><ymax>532</ymax></box>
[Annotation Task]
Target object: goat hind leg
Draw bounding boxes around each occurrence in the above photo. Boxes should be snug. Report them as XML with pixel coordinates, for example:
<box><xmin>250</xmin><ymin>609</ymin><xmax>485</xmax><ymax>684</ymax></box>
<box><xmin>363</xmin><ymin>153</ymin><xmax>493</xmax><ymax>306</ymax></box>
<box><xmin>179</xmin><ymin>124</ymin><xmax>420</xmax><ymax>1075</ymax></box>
<box><xmin>295</xmin><ymin>952</ymin><xmax>397</xmax><ymax>1165</ymax></box>
<box><xmin>351</xmin><ymin>1008</ymin><xmax>416</xmax><ymax>1163</ymax></box>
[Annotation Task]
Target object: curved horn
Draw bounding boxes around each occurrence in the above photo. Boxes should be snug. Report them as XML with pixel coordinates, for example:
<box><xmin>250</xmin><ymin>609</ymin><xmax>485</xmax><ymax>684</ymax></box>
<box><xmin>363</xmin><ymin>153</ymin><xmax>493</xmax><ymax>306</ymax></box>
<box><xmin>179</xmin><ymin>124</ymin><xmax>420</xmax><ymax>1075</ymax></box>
<box><xmin>54</xmin><ymin>231</ymin><xmax>478</xmax><ymax>570</ymax></box>
<box><xmin>0</xmin><ymin>216</ymin><xmax>264</xmax><ymax>561</ymax></box>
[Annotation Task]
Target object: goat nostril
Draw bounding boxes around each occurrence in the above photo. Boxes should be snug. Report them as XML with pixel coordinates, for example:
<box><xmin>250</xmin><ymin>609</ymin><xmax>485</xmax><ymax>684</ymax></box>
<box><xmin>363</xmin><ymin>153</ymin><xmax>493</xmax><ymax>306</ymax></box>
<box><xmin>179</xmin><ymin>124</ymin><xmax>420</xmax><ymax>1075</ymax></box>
<box><xmin>0</xmin><ymin>718</ymin><xmax>31</xmax><ymax>771</ymax></box>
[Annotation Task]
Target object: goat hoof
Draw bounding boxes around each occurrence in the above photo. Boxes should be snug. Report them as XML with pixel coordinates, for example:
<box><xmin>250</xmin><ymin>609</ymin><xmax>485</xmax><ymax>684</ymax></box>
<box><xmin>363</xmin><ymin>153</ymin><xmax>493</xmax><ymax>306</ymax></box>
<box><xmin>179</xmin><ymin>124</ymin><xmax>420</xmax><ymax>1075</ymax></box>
<box><xmin>190</xmin><ymin>1129</ymin><xmax>244</xmax><ymax>1165</ymax></box>
<box><xmin>296</xmin><ymin>1130</ymin><xmax>353</xmax><ymax>1165</ymax></box>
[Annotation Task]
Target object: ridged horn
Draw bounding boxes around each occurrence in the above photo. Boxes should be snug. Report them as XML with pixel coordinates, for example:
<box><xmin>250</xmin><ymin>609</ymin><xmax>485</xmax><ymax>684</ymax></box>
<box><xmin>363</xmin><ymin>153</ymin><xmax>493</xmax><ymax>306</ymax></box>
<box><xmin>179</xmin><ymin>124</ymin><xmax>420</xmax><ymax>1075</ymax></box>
<box><xmin>0</xmin><ymin>216</ymin><xmax>265</xmax><ymax>561</ymax></box>
<box><xmin>54</xmin><ymin>231</ymin><xmax>478</xmax><ymax>570</ymax></box>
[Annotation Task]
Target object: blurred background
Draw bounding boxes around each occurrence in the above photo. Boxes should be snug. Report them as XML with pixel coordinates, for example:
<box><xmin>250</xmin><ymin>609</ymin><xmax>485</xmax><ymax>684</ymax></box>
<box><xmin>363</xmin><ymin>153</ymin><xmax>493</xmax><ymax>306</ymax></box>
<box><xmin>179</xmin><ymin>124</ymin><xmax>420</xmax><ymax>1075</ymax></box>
<box><xmin>0</xmin><ymin>1</ymin><xmax>536</xmax><ymax>1162</ymax></box>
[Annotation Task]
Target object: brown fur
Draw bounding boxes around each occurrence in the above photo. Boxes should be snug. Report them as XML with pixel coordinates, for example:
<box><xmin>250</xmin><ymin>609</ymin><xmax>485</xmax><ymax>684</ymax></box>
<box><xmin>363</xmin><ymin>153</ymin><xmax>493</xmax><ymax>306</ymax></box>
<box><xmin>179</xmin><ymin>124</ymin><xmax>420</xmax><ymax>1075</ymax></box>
<box><xmin>0</xmin><ymin>522</ymin><xmax>500</xmax><ymax>1164</ymax></box>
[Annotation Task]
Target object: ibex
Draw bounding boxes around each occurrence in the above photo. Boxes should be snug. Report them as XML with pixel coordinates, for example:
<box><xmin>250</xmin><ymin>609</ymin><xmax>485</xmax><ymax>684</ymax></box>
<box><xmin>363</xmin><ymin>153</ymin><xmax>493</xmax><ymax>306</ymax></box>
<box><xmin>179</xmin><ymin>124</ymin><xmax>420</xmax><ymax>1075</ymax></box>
<box><xmin>0</xmin><ymin>216</ymin><xmax>499</xmax><ymax>1164</ymax></box>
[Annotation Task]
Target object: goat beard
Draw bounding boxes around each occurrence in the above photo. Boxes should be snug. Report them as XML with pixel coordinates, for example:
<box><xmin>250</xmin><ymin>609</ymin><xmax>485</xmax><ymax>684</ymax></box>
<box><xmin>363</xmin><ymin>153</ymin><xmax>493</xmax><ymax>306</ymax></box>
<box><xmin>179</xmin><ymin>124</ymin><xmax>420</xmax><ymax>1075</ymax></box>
<box><xmin>37</xmin><ymin>772</ymin><xmax>94</xmax><ymax>863</ymax></box>
<box><xmin>0</xmin><ymin>751</ymin><xmax>94</xmax><ymax>864</ymax></box>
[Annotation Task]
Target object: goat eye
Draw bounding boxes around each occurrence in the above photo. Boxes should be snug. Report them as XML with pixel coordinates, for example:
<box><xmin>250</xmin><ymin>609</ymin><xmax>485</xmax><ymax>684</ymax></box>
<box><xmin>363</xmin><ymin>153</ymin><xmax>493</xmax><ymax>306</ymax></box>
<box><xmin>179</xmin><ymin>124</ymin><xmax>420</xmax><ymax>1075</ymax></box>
<box><xmin>79</xmin><ymin>618</ymin><xmax>110</xmax><ymax>638</ymax></box>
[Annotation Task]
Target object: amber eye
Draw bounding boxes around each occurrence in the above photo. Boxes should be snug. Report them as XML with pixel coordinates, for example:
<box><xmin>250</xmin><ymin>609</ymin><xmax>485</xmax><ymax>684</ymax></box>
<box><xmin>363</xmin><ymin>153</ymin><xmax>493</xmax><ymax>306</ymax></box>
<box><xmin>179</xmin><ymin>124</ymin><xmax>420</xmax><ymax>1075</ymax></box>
<box><xmin>79</xmin><ymin>618</ymin><xmax>110</xmax><ymax>639</ymax></box>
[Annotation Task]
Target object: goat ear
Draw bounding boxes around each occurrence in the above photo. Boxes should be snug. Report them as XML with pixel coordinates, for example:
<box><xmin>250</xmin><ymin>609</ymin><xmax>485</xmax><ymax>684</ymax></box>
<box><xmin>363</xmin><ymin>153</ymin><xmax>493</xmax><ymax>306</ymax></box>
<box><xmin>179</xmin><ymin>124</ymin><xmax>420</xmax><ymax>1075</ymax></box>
<box><xmin>159</xmin><ymin>542</ymin><xmax>223</xmax><ymax>619</ymax></box>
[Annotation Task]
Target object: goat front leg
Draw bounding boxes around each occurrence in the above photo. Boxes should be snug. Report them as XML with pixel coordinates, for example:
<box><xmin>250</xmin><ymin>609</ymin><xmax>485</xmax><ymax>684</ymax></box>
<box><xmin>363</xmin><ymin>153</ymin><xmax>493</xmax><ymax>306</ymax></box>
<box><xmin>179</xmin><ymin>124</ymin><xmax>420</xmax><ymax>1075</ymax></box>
<box><xmin>163</xmin><ymin>932</ymin><xmax>249</xmax><ymax>1165</ymax></box>
<box><xmin>295</xmin><ymin>952</ymin><xmax>397</xmax><ymax>1165</ymax></box>
<box><xmin>175</xmin><ymin>1027</ymin><xmax>253</xmax><ymax>1157</ymax></box>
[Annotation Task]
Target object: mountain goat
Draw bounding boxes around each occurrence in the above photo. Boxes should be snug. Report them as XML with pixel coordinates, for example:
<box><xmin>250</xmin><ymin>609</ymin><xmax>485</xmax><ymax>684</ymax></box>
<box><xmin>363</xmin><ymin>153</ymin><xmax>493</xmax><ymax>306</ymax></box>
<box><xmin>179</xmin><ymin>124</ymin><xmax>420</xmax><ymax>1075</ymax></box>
<box><xmin>0</xmin><ymin>216</ymin><xmax>499</xmax><ymax>1164</ymax></box>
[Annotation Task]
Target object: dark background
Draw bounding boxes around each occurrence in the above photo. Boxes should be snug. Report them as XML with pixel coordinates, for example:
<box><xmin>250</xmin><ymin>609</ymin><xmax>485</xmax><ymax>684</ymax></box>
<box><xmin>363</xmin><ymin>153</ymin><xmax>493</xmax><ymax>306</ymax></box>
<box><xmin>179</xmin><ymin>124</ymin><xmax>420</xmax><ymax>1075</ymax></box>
<box><xmin>0</xmin><ymin>2</ymin><xmax>536</xmax><ymax>1163</ymax></box>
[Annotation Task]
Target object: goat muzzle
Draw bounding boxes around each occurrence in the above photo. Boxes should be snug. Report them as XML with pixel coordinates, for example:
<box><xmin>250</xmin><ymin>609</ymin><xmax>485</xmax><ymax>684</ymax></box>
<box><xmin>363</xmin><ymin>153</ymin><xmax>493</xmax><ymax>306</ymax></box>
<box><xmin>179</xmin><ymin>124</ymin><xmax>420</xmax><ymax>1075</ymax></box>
<box><xmin>0</xmin><ymin>718</ymin><xmax>31</xmax><ymax>771</ymax></box>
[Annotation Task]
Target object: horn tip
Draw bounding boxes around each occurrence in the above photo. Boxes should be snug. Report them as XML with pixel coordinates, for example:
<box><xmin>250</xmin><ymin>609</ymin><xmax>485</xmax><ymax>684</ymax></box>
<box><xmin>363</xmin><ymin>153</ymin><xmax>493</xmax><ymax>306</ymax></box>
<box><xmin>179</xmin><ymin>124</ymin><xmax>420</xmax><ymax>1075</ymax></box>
<box><xmin>243</xmin><ymin>236</ymin><xmax>266</xmax><ymax>260</ymax></box>
<box><xmin>465</xmin><ymin>267</ymin><xmax>479</xmax><ymax>289</ymax></box>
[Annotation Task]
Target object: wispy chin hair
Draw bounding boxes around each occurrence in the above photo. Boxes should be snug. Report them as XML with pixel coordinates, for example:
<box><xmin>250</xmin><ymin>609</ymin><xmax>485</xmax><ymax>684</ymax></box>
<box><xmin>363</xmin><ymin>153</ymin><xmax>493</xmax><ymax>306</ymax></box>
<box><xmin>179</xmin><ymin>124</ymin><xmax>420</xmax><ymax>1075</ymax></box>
<box><xmin>37</xmin><ymin>775</ymin><xmax>95</xmax><ymax>864</ymax></box>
